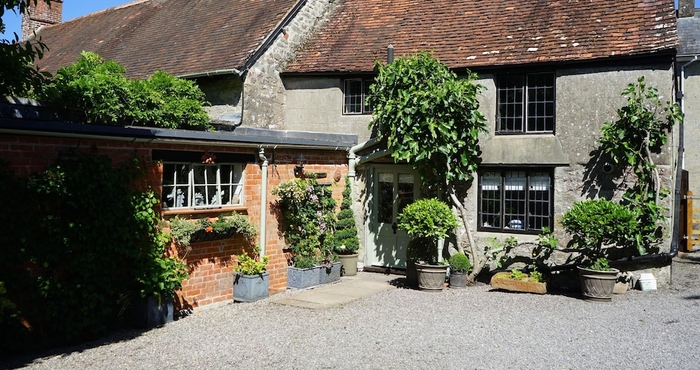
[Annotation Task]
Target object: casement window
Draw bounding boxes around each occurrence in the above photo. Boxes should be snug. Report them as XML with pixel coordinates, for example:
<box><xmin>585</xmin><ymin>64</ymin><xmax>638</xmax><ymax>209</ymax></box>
<box><xmin>497</xmin><ymin>72</ymin><xmax>555</xmax><ymax>133</ymax></box>
<box><xmin>162</xmin><ymin>163</ymin><xmax>244</xmax><ymax>209</ymax></box>
<box><xmin>478</xmin><ymin>169</ymin><xmax>553</xmax><ymax>232</ymax></box>
<box><xmin>343</xmin><ymin>78</ymin><xmax>373</xmax><ymax>114</ymax></box>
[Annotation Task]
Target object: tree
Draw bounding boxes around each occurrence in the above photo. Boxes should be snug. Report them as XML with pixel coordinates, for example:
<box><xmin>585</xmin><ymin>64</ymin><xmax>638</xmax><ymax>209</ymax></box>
<box><xmin>0</xmin><ymin>0</ymin><xmax>51</xmax><ymax>97</ymax></box>
<box><xmin>368</xmin><ymin>51</ymin><xmax>488</xmax><ymax>281</ymax></box>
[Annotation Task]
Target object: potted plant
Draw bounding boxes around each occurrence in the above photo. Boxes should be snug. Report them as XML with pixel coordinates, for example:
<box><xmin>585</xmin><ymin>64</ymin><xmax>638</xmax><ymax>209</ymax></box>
<box><xmin>397</xmin><ymin>198</ymin><xmax>458</xmax><ymax>291</ymax></box>
<box><xmin>233</xmin><ymin>246</ymin><xmax>270</xmax><ymax>303</ymax></box>
<box><xmin>273</xmin><ymin>178</ymin><xmax>339</xmax><ymax>289</ymax></box>
<box><xmin>131</xmin><ymin>232</ymin><xmax>189</xmax><ymax>328</ymax></box>
<box><xmin>448</xmin><ymin>252</ymin><xmax>471</xmax><ymax>289</ymax></box>
<box><xmin>169</xmin><ymin>213</ymin><xmax>257</xmax><ymax>246</ymax></box>
<box><xmin>562</xmin><ymin>198</ymin><xmax>639</xmax><ymax>301</ymax></box>
<box><xmin>335</xmin><ymin>176</ymin><xmax>360</xmax><ymax>276</ymax></box>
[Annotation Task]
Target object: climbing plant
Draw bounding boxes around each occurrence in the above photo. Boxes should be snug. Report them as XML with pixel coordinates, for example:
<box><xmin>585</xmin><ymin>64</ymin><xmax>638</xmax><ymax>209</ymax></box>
<box><xmin>598</xmin><ymin>76</ymin><xmax>681</xmax><ymax>254</ymax></box>
<box><xmin>368</xmin><ymin>51</ymin><xmax>488</xmax><ymax>281</ymax></box>
<box><xmin>0</xmin><ymin>152</ymin><xmax>187</xmax><ymax>353</ymax></box>
<box><xmin>38</xmin><ymin>51</ymin><xmax>212</xmax><ymax>130</ymax></box>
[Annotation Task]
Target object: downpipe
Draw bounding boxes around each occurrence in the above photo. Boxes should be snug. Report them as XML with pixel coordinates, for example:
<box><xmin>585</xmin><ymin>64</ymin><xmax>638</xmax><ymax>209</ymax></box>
<box><xmin>258</xmin><ymin>148</ymin><xmax>269</xmax><ymax>256</ymax></box>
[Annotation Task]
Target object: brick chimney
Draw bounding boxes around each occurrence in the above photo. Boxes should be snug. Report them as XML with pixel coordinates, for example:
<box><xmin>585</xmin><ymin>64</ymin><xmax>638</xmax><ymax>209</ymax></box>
<box><xmin>679</xmin><ymin>0</ymin><xmax>695</xmax><ymax>18</ymax></box>
<box><xmin>21</xmin><ymin>0</ymin><xmax>63</xmax><ymax>40</ymax></box>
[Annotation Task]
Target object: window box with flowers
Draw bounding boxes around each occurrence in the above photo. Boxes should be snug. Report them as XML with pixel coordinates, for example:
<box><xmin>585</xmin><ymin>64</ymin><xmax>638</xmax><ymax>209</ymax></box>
<box><xmin>273</xmin><ymin>178</ymin><xmax>340</xmax><ymax>289</ymax></box>
<box><xmin>168</xmin><ymin>213</ymin><xmax>257</xmax><ymax>247</ymax></box>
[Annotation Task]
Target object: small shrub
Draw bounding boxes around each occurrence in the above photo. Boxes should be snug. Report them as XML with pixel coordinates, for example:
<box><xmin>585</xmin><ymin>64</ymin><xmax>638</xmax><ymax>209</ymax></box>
<box><xmin>448</xmin><ymin>253</ymin><xmax>471</xmax><ymax>273</ymax></box>
<box><xmin>235</xmin><ymin>246</ymin><xmax>269</xmax><ymax>275</ymax></box>
<box><xmin>334</xmin><ymin>177</ymin><xmax>360</xmax><ymax>255</ymax></box>
<box><xmin>397</xmin><ymin>198</ymin><xmax>458</xmax><ymax>240</ymax></box>
<box><xmin>509</xmin><ymin>270</ymin><xmax>526</xmax><ymax>281</ymax></box>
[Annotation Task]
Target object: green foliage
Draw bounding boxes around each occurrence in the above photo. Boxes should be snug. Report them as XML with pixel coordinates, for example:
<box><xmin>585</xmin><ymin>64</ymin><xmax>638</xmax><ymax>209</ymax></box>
<box><xmin>509</xmin><ymin>269</ymin><xmax>526</xmax><ymax>280</ymax></box>
<box><xmin>529</xmin><ymin>269</ymin><xmax>544</xmax><ymax>283</ymax></box>
<box><xmin>334</xmin><ymin>176</ymin><xmax>360</xmax><ymax>255</ymax></box>
<box><xmin>169</xmin><ymin>214</ymin><xmax>257</xmax><ymax>247</ymax></box>
<box><xmin>1</xmin><ymin>0</ymin><xmax>52</xmax><ymax>97</ymax></box>
<box><xmin>448</xmin><ymin>253</ymin><xmax>471</xmax><ymax>273</ymax></box>
<box><xmin>598</xmin><ymin>76</ymin><xmax>680</xmax><ymax>254</ymax></box>
<box><xmin>0</xmin><ymin>152</ymin><xmax>186</xmax><ymax>352</ymax></box>
<box><xmin>397</xmin><ymin>198</ymin><xmax>458</xmax><ymax>240</ymax></box>
<box><xmin>235</xmin><ymin>246</ymin><xmax>269</xmax><ymax>275</ymax></box>
<box><xmin>368</xmin><ymin>51</ymin><xmax>487</xmax><ymax>186</ymax></box>
<box><xmin>273</xmin><ymin>178</ymin><xmax>337</xmax><ymax>266</ymax></box>
<box><xmin>38</xmin><ymin>51</ymin><xmax>211</xmax><ymax>130</ymax></box>
<box><xmin>484</xmin><ymin>236</ymin><xmax>519</xmax><ymax>269</ymax></box>
<box><xmin>588</xmin><ymin>257</ymin><xmax>611</xmax><ymax>272</ymax></box>
<box><xmin>406</xmin><ymin>237</ymin><xmax>438</xmax><ymax>265</ymax></box>
<box><xmin>562</xmin><ymin>199</ymin><xmax>640</xmax><ymax>263</ymax></box>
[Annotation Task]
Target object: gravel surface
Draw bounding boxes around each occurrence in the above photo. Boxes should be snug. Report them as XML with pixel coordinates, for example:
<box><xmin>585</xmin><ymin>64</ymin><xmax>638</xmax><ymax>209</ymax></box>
<box><xmin>4</xmin><ymin>256</ymin><xmax>700</xmax><ymax>370</ymax></box>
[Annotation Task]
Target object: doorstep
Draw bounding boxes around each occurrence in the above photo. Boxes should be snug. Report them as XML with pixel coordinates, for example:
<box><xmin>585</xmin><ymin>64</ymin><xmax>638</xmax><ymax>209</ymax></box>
<box><xmin>272</xmin><ymin>277</ymin><xmax>394</xmax><ymax>309</ymax></box>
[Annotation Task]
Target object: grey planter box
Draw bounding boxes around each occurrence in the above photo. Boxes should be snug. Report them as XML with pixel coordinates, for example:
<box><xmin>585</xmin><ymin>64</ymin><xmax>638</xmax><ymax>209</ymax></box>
<box><xmin>287</xmin><ymin>266</ymin><xmax>321</xmax><ymax>289</ymax></box>
<box><xmin>233</xmin><ymin>272</ymin><xmax>269</xmax><ymax>302</ymax></box>
<box><xmin>130</xmin><ymin>295</ymin><xmax>174</xmax><ymax>329</ymax></box>
<box><xmin>319</xmin><ymin>262</ymin><xmax>341</xmax><ymax>284</ymax></box>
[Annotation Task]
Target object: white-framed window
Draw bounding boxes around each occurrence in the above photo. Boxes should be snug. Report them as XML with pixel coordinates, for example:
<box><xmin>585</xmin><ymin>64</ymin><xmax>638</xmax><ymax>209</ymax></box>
<box><xmin>343</xmin><ymin>78</ymin><xmax>373</xmax><ymax>114</ymax></box>
<box><xmin>162</xmin><ymin>163</ymin><xmax>244</xmax><ymax>209</ymax></box>
<box><xmin>497</xmin><ymin>72</ymin><xmax>555</xmax><ymax>133</ymax></box>
<box><xmin>478</xmin><ymin>169</ymin><xmax>553</xmax><ymax>232</ymax></box>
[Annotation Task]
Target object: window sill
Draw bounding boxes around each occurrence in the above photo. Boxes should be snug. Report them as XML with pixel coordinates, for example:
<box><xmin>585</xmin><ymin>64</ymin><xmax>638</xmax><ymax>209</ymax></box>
<box><xmin>162</xmin><ymin>205</ymin><xmax>248</xmax><ymax>217</ymax></box>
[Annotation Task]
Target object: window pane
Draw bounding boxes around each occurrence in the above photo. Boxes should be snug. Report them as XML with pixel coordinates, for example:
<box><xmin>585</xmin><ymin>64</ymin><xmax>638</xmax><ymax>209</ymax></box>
<box><xmin>363</xmin><ymin>79</ymin><xmax>373</xmax><ymax>113</ymax></box>
<box><xmin>528</xmin><ymin>172</ymin><xmax>550</xmax><ymax>231</ymax></box>
<box><xmin>504</xmin><ymin>171</ymin><xmax>526</xmax><ymax>229</ymax></box>
<box><xmin>526</xmin><ymin>73</ymin><xmax>554</xmax><ymax>132</ymax></box>
<box><xmin>397</xmin><ymin>173</ymin><xmax>414</xmax><ymax>215</ymax></box>
<box><xmin>498</xmin><ymin>75</ymin><xmax>524</xmax><ymax>132</ymax></box>
<box><xmin>162</xmin><ymin>163</ymin><xmax>190</xmax><ymax>208</ymax></box>
<box><xmin>344</xmin><ymin>80</ymin><xmax>363</xmax><ymax>114</ymax></box>
<box><xmin>480</xmin><ymin>172</ymin><xmax>501</xmax><ymax>228</ymax></box>
<box><xmin>192</xmin><ymin>165</ymin><xmax>217</xmax><ymax>207</ymax></box>
<box><xmin>378</xmin><ymin>172</ymin><xmax>394</xmax><ymax>223</ymax></box>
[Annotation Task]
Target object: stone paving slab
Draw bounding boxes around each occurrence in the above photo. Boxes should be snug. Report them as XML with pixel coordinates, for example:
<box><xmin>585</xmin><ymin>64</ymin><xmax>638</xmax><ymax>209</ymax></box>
<box><xmin>272</xmin><ymin>278</ymin><xmax>394</xmax><ymax>309</ymax></box>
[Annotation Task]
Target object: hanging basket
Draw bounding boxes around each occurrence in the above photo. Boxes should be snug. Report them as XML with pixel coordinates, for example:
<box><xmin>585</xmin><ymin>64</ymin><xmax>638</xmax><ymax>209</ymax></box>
<box><xmin>188</xmin><ymin>228</ymin><xmax>237</xmax><ymax>244</ymax></box>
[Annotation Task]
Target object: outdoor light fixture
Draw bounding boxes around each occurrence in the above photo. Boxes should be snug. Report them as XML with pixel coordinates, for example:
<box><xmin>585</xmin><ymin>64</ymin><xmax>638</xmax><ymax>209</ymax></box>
<box><xmin>294</xmin><ymin>154</ymin><xmax>306</xmax><ymax>177</ymax></box>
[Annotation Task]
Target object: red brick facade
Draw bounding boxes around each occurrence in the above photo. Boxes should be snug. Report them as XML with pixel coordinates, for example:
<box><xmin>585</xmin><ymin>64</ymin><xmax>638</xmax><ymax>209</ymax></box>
<box><xmin>21</xmin><ymin>0</ymin><xmax>63</xmax><ymax>41</ymax></box>
<box><xmin>1</xmin><ymin>133</ymin><xmax>348</xmax><ymax>309</ymax></box>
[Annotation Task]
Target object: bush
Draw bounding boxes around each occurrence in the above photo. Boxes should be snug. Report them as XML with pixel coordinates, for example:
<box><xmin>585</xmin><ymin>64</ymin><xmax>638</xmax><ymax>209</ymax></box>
<box><xmin>562</xmin><ymin>198</ymin><xmax>639</xmax><ymax>265</ymax></box>
<box><xmin>397</xmin><ymin>198</ymin><xmax>458</xmax><ymax>240</ymax></box>
<box><xmin>235</xmin><ymin>246</ymin><xmax>269</xmax><ymax>275</ymax></box>
<box><xmin>448</xmin><ymin>253</ymin><xmax>471</xmax><ymax>273</ymax></box>
<box><xmin>334</xmin><ymin>177</ymin><xmax>360</xmax><ymax>255</ymax></box>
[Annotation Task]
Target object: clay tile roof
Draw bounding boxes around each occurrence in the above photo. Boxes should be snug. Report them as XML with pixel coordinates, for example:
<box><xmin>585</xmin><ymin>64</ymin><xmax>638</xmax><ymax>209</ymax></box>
<box><xmin>285</xmin><ymin>0</ymin><xmax>678</xmax><ymax>73</ymax></box>
<box><xmin>33</xmin><ymin>0</ymin><xmax>300</xmax><ymax>79</ymax></box>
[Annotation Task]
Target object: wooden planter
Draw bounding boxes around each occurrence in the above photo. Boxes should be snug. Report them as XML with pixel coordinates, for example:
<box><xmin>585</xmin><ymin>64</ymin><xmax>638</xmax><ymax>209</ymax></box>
<box><xmin>233</xmin><ymin>272</ymin><xmax>269</xmax><ymax>303</ymax></box>
<box><xmin>490</xmin><ymin>272</ymin><xmax>547</xmax><ymax>294</ymax></box>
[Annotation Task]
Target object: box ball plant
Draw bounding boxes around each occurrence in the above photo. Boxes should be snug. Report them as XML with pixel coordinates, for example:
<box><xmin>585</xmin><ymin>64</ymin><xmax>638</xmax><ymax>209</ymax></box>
<box><xmin>398</xmin><ymin>198</ymin><xmax>458</xmax><ymax>291</ymax></box>
<box><xmin>448</xmin><ymin>252</ymin><xmax>471</xmax><ymax>288</ymax></box>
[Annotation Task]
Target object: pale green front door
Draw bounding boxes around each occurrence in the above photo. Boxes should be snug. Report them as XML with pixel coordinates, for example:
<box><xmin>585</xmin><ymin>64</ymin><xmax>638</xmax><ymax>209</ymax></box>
<box><xmin>366</xmin><ymin>165</ymin><xmax>419</xmax><ymax>269</ymax></box>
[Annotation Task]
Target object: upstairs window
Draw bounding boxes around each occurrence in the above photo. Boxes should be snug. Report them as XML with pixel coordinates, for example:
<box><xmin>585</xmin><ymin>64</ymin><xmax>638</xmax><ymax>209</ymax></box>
<box><xmin>478</xmin><ymin>169</ymin><xmax>553</xmax><ymax>232</ymax></box>
<box><xmin>497</xmin><ymin>72</ymin><xmax>555</xmax><ymax>133</ymax></box>
<box><xmin>343</xmin><ymin>78</ymin><xmax>373</xmax><ymax>114</ymax></box>
<box><xmin>162</xmin><ymin>163</ymin><xmax>244</xmax><ymax>210</ymax></box>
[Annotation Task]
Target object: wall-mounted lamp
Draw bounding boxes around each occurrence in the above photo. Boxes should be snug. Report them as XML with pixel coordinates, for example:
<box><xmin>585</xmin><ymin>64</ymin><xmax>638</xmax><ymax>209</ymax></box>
<box><xmin>294</xmin><ymin>154</ymin><xmax>306</xmax><ymax>177</ymax></box>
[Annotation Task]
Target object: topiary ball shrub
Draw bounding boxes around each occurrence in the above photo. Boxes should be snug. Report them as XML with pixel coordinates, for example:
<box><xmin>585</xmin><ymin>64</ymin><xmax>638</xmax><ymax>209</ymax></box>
<box><xmin>448</xmin><ymin>252</ymin><xmax>471</xmax><ymax>273</ymax></box>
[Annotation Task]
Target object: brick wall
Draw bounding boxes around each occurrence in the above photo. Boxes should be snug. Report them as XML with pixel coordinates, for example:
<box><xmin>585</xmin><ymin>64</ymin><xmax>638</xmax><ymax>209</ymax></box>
<box><xmin>1</xmin><ymin>133</ymin><xmax>349</xmax><ymax>309</ymax></box>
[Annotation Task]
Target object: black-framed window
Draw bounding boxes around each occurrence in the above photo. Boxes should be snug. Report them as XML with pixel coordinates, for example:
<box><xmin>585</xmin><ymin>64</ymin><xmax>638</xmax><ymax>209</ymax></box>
<box><xmin>162</xmin><ymin>163</ymin><xmax>244</xmax><ymax>210</ymax></box>
<box><xmin>343</xmin><ymin>78</ymin><xmax>373</xmax><ymax>114</ymax></box>
<box><xmin>497</xmin><ymin>72</ymin><xmax>555</xmax><ymax>133</ymax></box>
<box><xmin>478</xmin><ymin>169</ymin><xmax>553</xmax><ymax>232</ymax></box>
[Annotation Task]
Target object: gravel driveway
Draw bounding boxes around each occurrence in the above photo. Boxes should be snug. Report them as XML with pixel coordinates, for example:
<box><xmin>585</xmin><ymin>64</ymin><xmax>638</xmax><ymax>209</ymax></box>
<box><xmin>4</xmin><ymin>256</ymin><xmax>700</xmax><ymax>370</ymax></box>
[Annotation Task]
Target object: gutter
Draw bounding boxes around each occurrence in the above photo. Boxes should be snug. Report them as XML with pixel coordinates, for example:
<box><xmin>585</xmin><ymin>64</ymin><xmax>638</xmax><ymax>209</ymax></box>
<box><xmin>176</xmin><ymin>69</ymin><xmax>241</xmax><ymax>79</ymax></box>
<box><xmin>258</xmin><ymin>148</ymin><xmax>269</xmax><ymax>256</ymax></box>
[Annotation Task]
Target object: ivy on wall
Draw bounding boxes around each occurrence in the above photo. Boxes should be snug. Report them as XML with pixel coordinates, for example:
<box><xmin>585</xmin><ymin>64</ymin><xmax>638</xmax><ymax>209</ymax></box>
<box><xmin>0</xmin><ymin>150</ymin><xmax>186</xmax><ymax>353</ymax></box>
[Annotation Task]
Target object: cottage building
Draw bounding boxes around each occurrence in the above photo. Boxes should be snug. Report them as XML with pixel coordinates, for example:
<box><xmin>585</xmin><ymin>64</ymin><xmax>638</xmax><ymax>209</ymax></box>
<box><xmin>3</xmin><ymin>0</ymin><xmax>684</xmax><ymax>306</ymax></box>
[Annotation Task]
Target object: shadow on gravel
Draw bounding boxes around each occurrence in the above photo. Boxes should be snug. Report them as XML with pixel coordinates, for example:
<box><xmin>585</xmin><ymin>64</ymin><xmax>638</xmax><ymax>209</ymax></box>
<box><xmin>682</xmin><ymin>295</ymin><xmax>700</xmax><ymax>300</ymax></box>
<box><xmin>2</xmin><ymin>326</ymin><xmax>156</xmax><ymax>370</ymax></box>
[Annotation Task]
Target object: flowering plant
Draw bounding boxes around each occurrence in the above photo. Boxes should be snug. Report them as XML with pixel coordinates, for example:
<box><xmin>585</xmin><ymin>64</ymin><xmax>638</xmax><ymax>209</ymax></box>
<box><xmin>169</xmin><ymin>214</ymin><xmax>257</xmax><ymax>246</ymax></box>
<box><xmin>273</xmin><ymin>178</ymin><xmax>337</xmax><ymax>267</ymax></box>
<box><xmin>235</xmin><ymin>245</ymin><xmax>269</xmax><ymax>275</ymax></box>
